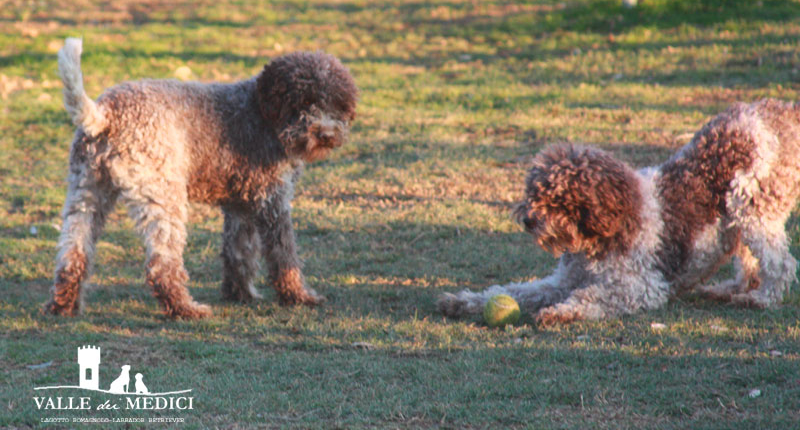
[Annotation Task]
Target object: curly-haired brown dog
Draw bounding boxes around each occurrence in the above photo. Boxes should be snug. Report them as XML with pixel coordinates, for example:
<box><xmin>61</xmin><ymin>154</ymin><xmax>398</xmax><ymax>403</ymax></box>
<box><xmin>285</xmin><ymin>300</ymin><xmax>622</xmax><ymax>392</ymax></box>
<box><xmin>45</xmin><ymin>38</ymin><xmax>358</xmax><ymax>319</ymax></box>
<box><xmin>439</xmin><ymin>99</ymin><xmax>800</xmax><ymax>324</ymax></box>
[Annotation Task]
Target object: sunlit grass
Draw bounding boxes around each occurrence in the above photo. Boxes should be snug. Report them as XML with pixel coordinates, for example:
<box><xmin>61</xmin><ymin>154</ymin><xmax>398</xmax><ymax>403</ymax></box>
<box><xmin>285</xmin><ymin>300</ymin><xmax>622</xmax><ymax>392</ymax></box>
<box><xmin>2</xmin><ymin>0</ymin><xmax>800</xmax><ymax>428</ymax></box>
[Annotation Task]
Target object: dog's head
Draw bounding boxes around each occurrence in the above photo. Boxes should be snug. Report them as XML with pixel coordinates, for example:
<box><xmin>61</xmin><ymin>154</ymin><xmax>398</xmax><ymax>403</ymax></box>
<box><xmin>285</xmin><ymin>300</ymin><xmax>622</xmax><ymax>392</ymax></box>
<box><xmin>514</xmin><ymin>145</ymin><xmax>642</xmax><ymax>260</ymax></box>
<box><xmin>256</xmin><ymin>51</ymin><xmax>358</xmax><ymax>162</ymax></box>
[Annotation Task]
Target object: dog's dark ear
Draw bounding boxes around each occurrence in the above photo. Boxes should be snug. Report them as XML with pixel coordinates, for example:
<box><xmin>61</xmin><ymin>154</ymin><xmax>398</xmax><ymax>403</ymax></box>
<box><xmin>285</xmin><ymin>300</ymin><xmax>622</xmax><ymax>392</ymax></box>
<box><xmin>255</xmin><ymin>51</ymin><xmax>358</xmax><ymax>133</ymax></box>
<box><xmin>256</xmin><ymin>56</ymin><xmax>298</xmax><ymax>131</ymax></box>
<box><xmin>521</xmin><ymin>145</ymin><xmax>642</xmax><ymax>259</ymax></box>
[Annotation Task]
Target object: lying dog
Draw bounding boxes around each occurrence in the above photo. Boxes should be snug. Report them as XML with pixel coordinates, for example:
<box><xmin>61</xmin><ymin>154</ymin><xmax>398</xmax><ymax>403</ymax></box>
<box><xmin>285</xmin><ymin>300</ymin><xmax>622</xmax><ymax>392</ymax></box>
<box><xmin>439</xmin><ymin>99</ymin><xmax>800</xmax><ymax>324</ymax></box>
<box><xmin>45</xmin><ymin>38</ymin><xmax>358</xmax><ymax>319</ymax></box>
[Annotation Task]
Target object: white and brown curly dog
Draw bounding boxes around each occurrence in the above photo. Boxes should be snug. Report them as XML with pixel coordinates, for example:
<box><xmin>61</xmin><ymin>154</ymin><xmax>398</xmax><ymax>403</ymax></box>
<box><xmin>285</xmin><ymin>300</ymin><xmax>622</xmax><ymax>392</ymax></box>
<box><xmin>45</xmin><ymin>38</ymin><xmax>358</xmax><ymax>319</ymax></box>
<box><xmin>439</xmin><ymin>99</ymin><xmax>800</xmax><ymax>324</ymax></box>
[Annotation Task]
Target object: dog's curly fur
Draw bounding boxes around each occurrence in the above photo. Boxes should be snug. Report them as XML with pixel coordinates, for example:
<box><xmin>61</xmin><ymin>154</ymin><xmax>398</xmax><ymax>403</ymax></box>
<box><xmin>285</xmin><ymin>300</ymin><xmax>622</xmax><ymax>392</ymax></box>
<box><xmin>439</xmin><ymin>99</ymin><xmax>800</xmax><ymax>324</ymax></box>
<box><xmin>45</xmin><ymin>38</ymin><xmax>358</xmax><ymax>319</ymax></box>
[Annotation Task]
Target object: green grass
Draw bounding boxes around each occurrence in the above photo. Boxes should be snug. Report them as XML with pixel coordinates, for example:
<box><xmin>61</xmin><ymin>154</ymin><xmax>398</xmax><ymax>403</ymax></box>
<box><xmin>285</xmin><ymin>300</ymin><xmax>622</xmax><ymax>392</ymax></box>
<box><xmin>3</xmin><ymin>0</ymin><xmax>800</xmax><ymax>428</ymax></box>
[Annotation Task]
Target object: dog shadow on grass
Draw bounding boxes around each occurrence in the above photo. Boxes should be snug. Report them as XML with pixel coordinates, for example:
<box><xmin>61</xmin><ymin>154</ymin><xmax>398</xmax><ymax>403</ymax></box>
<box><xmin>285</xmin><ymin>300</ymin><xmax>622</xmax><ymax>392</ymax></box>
<box><xmin>18</xmin><ymin>199</ymin><xmax>800</xmax><ymax>328</ymax></box>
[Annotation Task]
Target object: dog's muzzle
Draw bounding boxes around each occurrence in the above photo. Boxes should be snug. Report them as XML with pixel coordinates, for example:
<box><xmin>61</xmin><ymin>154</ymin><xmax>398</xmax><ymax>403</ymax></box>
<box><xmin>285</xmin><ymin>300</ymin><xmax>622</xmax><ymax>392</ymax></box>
<box><xmin>315</xmin><ymin>127</ymin><xmax>342</xmax><ymax>148</ymax></box>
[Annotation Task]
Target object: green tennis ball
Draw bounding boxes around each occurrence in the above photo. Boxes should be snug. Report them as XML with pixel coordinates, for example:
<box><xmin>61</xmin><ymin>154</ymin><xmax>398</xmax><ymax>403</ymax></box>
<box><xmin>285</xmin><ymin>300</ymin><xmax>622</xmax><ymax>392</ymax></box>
<box><xmin>483</xmin><ymin>294</ymin><xmax>520</xmax><ymax>328</ymax></box>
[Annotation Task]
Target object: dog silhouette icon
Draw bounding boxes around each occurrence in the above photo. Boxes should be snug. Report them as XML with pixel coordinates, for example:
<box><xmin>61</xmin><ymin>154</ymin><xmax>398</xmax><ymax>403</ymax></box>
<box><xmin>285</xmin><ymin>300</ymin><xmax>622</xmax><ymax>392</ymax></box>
<box><xmin>109</xmin><ymin>365</ymin><xmax>131</xmax><ymax>394</ymax></box>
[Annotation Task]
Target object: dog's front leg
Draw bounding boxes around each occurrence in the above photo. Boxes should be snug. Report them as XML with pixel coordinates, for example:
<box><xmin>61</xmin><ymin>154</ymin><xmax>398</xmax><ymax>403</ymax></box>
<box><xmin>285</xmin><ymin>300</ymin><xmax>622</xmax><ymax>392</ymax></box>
<box><xmin>127</xmin><ymin>187</ymin><xmax>211</xmax><ymax>319</ymax></box>
<box><xmin>536</xmin><ymin>270</ymin><xmax>670</xmax><ymax>325</ymax></box>
<box><xmin>437</xmin><ymin>254</ymin><xmax>584</xmax><ymax>318</ymax></box>
<box><xmin>437</xmin><ymin>276</ymin><xmax>571</xmax><ymax>318</ymax></box>
<box><xmin>255</xmin><ymin>196</ymin><xmax>324</xmax><ymax>306</ymax></box>
<box><xmin>221</xmin><ymin>209</ymin><xmax>263</xmax><ymax>302</ymax></box>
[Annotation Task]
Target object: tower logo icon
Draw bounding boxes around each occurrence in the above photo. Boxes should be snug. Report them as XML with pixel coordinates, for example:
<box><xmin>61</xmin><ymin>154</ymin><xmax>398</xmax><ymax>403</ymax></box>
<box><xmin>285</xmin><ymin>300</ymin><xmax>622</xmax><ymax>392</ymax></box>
<box><xmin>77</xmin><ymin>345</ymin><xmax>100</xmax><ymax>390</ymax></box>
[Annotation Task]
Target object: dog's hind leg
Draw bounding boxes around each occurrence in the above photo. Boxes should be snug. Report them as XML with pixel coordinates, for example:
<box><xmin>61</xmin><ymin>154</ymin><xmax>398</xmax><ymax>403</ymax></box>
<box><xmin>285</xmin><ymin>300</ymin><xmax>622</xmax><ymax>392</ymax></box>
<box><xmin>45</xmin><ymin>158</ymin><xmax>117</xmax><ymax>316</ymax></box>
<box><xmin>221</xmin><ymin>209</ymin><xmax>262</xmax><ymax>302</ymax></box>
<box><xmin>732</xmin><ymin>227</ymin><xmax>796</xmax><ymax>308</ymax></box>
<box><xmin>726</xmin><ymin>163</ymin><xmax>800</xmax><ymax>308</ymax></box>
<box><xmin>697</xmin><ymin>240</ymin><xmax>760</xmax><ymax>301</ymax></box>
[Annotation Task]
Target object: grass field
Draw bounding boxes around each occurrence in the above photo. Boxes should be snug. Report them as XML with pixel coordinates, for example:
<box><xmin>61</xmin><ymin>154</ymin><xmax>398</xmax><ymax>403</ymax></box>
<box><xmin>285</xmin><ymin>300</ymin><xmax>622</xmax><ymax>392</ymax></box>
<box><xmin>3</xmin><ymin>0</ymin><xmax>800</xmax><ymax>428</ymax></box>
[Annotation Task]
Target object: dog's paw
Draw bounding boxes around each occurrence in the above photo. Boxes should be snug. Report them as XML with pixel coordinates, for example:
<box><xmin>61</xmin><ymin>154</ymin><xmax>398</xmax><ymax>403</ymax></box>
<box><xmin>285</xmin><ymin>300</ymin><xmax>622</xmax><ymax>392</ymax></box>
<box><xmin>167</xmin><ymin>301</ymin><xmax>213</xmax><ymax>320</ymax></box>
<box><xmin>730</xmin><ymin>292</ymin><xmax>774</xmax><ymax>309</ymax></box>
<box><xmin>696</xmin><ymin>287</ymin><xmax>733</xmax><ymax>302</ymax></box>
<box><xmin>42</xmin><ymin>299</ymin><xmax>79</xmax><ymax>317</ymax></box>
<box><xmin>695</xmin><ymin>279</ymin><xmax>746</xmax><ymax>302</ymax></box>
<box><xmin>279</xmin><ymin>287</ymin><xmax>326</xmax><ymax>307</ymax></box>
<box><xmin>273</xmin><ymin>268</ymin><xmax>324</xmax><ymax>306</ymax></box>
<box><xmin>301</xmin><ymin>287</ymin><xmax>327</xmax><ymax>306</ymax></box>
<box><xmin>535</xmin><ymin>306</ymin><xmax>582</xmax><ymax>326</ymax></box>
<box><xmin>437</xmin><ymin>290</ymin><xmax>488</xmax><ymax>317</ymax></box>
<box><xmin>221</xmin><ymin>282</ymin><xmax>263</xmax><ymax>303</ymax></box>
<box><xmin>436</xmin><ymin>292</ymin><xmax>469</xmax><ymax>317</ymax></box>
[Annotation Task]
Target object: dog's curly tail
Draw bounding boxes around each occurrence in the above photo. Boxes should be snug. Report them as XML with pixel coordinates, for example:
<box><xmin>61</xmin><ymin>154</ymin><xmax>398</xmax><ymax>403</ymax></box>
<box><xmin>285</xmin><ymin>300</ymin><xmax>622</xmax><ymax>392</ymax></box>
<box><xmin>58</xmin><ymin>38</ymin><xmax>107</xmax><ymax>137</ymax></box>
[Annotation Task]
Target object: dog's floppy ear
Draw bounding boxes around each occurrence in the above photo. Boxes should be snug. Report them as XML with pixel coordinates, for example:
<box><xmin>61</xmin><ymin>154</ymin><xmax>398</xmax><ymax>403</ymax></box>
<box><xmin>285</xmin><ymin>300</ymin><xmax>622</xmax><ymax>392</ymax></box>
<box><xmin>255</xmin><ymin>51</ymin><xmax>357</xmax><ymax>137</ymax></box>
<box><xmin>519</xmin><ymin>145</ymin><xmax>642</xmax><ymax>259</ymax></box>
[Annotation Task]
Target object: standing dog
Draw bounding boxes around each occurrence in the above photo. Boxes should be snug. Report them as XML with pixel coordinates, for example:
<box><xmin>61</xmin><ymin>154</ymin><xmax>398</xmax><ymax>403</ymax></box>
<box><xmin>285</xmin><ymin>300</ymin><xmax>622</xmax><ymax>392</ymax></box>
<box><xmin>439</xmin><ymin>99</ymin><xmax>800</xmax><ymax>324</ymax></box>
<box><xmin>45</xmin><ymin>38</ymin><xmax>358</xmax><ymax>319</ymax></box>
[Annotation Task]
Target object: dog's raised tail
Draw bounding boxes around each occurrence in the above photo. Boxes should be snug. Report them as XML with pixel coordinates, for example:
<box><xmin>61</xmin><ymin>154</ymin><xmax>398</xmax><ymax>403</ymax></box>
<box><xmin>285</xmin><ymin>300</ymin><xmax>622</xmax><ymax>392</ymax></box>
<box><xmin>58</xmin><ymin>38</ymin><xmax>107</xmax><ymax>137</ymax></box>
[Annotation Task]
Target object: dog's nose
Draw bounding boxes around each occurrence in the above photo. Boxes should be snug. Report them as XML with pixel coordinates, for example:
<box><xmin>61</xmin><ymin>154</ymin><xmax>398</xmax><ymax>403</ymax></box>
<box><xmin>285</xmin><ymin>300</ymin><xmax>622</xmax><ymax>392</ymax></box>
<box><xmin>317</xmin><ymin>128</ymin><xmax>339</xmax><ymax>146</ymax></box>
<box><xmin>522</xmin><ymin>217</ymin><xmax>537</xmax><ymax>231</ymax></box>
